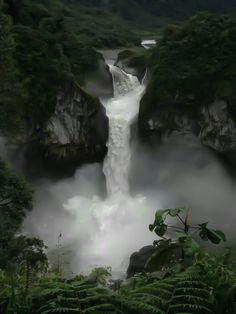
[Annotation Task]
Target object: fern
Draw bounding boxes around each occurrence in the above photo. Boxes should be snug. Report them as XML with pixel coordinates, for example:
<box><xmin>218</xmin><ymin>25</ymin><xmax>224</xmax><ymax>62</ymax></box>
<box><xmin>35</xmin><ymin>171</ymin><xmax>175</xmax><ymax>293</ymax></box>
<box><xmin>28</xmin><ymin>267</ymin><xmax>227</xmax><ymax>314</ymax></box>
<box><xmin>30</xmin><ymin>277</ymin><xmax>120</xmax><ymax>314</ymax></box>
<box><xmin>121</xmin><ymin>268</ymin><xmax>214</xmax><ymax>314</ymax></box>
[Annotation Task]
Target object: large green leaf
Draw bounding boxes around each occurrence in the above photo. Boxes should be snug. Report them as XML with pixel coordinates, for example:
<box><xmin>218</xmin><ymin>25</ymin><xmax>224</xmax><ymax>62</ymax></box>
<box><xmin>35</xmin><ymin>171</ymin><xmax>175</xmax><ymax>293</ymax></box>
<box><xmin>154</xmin><ymin>209</ymin><xmax>168</xmax><ymax>225</ymax></box>
<box><xmin>198</xmin><ymin>223</ymin><xmax>226</xmax><ymax>244</ymax></box>
<box><xmin>154</xmin><ymin>224</ymin><xmax>167</xmax><ymax>237</ymax></box>
<box><xmin>149</xmin><ymin>224</ymin><xmax>155</xmax><ymax>232</ymax></box>
<box><xmin>198</xmin><ymin>223</ymin><xmax>209</xmax><ymax>241</ymax></box>
<box><xmin>206</xmin><ymin>229</ymin><xmax>224</xmax><ymax>245</ymax></box>
<box><xmin>168</xmin><ymin>208</ymin><xmax>185</xmax><ymax>217</ymax></box>
<box><xmin>214</xmin><ymin>230</ymin><xmax>227</xmax><ymax>242</ymax></box>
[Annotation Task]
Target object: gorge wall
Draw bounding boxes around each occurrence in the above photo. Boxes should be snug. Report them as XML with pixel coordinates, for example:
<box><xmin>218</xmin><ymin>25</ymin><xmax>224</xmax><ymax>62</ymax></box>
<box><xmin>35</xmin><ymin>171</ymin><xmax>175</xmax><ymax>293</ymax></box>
<box><xmin>25</xmin><ymin>84</ymin><xmax>109</xmax><ymax>177</ymax></box>
<box><xmin>137</xmin><ymin>12</ymin><xmax>236</xmax><ymax>172</ymax></box>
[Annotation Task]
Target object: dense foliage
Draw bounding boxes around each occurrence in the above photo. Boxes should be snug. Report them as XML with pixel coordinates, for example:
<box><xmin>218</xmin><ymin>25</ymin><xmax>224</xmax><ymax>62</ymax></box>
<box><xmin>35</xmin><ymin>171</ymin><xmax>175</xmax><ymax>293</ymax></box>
<box><xmin>3</xmin><ymin>0</ymin><xmax>140</xmax><ymax>47</ymax></box>
<box><xmin>140</xmin><ymin>12</ymin><xmax>236</xmax><ymax>126</ymax></box>
<box><xmin>0</xmin><ymin>208</ymin><xmax>235</xmax><ymax>313</ymax></box>
<box><xmin>1</xmin><ymin>2</ymin><xmax>236</xmax><ymax>313</ymax></box>
<box><xmin>64</xmin><ymin>0</ymin><xmax>236</xmax><ymax>29</ymax></box>
<box><xmin>1</xmin><ymin>1</ymin><xmax>236</xmax><ymax>133</ymax></box>
<box><xmin>0</xmin><ymin>158</ymin><xmax>34</xmax><ymax>268</ymax></box>
<box><xmin>0</xmin><ymin>10</ymin><xmax>27</xmax><ymax>133</ymax></box>
<box><xmin>0</xmin><ymin>0</ymin><xmax>113</xmax><ymax>130</ymax></box>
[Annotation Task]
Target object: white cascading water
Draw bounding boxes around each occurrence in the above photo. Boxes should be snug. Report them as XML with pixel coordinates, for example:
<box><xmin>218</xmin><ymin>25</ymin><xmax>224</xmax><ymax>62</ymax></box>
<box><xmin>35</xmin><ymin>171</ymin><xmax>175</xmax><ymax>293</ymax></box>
<box><xmin>103</xmin><ymin>65</ymin><xmax>141</xmax><ymax>196</ymax></box>
<box><xmin>24</xmin><ymin>64</ymin><xmax>158</xmax><ymax>277</ymax></box>
<box><xmin>108</xmin><ymin>65</ymin><xmax>140</xmax><ymax>98</ymax></box>
<box><xmin>62</xmin><ymin>66</ymin><xmax>157</xmax><ymax>275</ymax></box>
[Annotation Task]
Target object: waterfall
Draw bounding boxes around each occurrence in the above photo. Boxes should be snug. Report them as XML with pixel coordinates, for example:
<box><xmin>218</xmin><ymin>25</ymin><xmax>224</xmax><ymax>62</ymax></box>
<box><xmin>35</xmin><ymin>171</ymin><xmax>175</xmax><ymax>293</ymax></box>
<box><xmin>108</xmin><ymin>65</ymin><xmax>140</xmax><ymax>97</ymax></box>
<box><xmin>23</xmin><ymin>54</ymin><xmax>236</xmax><ymax>277</ymax></box>
<box><xmin>103</xmin><ymin>66</ymin><xmax>143</xmax><ymax>196</ymax></box>
<box><xmin>24</xmin><ymin>64</ymin><xmax>157</xmax><ymax>277</ymax></box>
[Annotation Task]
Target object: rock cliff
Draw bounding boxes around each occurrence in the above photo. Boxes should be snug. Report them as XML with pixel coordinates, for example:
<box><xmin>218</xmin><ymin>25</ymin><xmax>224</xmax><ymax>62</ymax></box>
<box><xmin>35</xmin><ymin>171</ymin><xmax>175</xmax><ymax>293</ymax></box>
<box><xmin>139</xmin><ymin>98</ymin><xmax>236</xmax><ymax>153</ymax></box>
<box><xmin>138</xmin><ymin>13</ymin><xmax>236</xmax><ymax>171</ymax></box>
<box><xmin>26</xmin><ymin>84</ymin><xmax>109</xmax><ymax>177</ymax></box>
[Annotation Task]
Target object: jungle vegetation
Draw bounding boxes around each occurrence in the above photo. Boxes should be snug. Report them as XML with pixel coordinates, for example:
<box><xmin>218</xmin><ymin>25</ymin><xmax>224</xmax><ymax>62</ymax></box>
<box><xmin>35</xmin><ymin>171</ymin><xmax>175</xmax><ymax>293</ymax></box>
<box><xmin>139</xmin><ymin>11</ymin><xmax>236</xmax><ymax>134</ymax></box>
<box><xmin>1</xmin><ymin>2</ymin><xmax>236</xmax><ymax>313</ymax></box>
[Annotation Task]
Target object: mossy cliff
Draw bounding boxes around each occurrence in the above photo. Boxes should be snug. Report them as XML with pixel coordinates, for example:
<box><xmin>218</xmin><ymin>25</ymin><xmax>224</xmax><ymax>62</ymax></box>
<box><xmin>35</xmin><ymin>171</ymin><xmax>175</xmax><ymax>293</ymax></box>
<box><xmin>139</xmin><ymin>13</ymin><xmax>236</xmax><ymax>160</ymax></box>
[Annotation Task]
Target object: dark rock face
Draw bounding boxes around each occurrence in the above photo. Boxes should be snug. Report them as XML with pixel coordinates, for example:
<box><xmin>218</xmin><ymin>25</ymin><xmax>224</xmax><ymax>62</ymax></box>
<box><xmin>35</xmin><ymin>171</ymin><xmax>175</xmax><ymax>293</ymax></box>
<box><xmin>25</xmin><ymin>84</ymin><xmax>109</xmax><ymax>177</ymax></box>
<box><xmin>84</xmin><ymin>59</ymin><xmax>113</xmax><ymax>98</ymax></box>
<box><xmin>139</xmin><ymin>97</ymin><xmax>236</xmax><ymax>169</ymax></box>
<box><xmin>127</xmin><ymin>246</ymin><xmax>156</xmax><ymax>278</ymax></box>
<box><xmin>127</xmin><ymin>242</ymin><xmax>182</xmax><ymax>278</ymax></box>
<box><xmin>115</xmin><ymin>49</ymin><xmax>147</xmax><ymax>82</ymax></box>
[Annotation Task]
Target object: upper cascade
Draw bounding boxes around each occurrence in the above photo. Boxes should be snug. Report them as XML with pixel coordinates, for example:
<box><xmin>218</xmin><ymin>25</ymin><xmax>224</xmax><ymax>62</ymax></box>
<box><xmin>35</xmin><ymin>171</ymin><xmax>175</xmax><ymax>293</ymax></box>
<box><xmin>109</xmin><ymin>65</ymin><xmax>140</xmax><ymax>98</ymax></box>
<box><xmin>102</xmin><ymin>65</ymin><xmax>144</xmax><ymax>196</ymax></box>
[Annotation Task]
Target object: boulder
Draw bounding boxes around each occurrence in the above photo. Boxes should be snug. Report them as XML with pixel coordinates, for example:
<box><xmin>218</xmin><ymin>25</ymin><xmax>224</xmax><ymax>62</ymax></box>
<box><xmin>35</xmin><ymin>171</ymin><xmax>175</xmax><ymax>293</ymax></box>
<box><xmin>127</xmin><ymin>246</ymin><xmax>156</xmax><ymax>278</ymax></box>
<box><xmin>115</xmin><ymin>49</ymin><xmax>147</xmax><ymax>82</ymax></box>
<box><xmin>127</xmin><ymin>241</ymin><xmax>182</xmax><ymax>278</ymax></box>
<box><xmin>84</xmin><ymin>59</ymin><xmax>113</xmax><ymax>98</ymax></box>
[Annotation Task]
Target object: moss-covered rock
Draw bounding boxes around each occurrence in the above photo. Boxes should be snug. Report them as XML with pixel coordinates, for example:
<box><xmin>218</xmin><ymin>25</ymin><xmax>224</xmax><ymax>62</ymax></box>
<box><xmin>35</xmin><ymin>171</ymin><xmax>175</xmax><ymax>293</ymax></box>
<box><xmin>115</xmin><ymin>48</ymin><xmax>148</xmax><ymax>81</ymax></box>
<box><xmin>83</xmin><ymin>59</ymin><xmax>114</xmax><ymax>98</ymax></box>
<box><xmin>127</xmin><ymin>241</ymin><xmax>182</xmax><ymax>278</ymax></box>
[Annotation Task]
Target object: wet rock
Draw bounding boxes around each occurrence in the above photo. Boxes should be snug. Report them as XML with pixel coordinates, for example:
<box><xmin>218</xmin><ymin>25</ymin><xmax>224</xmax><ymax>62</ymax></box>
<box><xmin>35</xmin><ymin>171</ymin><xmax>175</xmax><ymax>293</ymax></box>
<box><xmin>115</xmin><ymin>49</ymin><xmax>147</xmax><ymax>82</ymax></box>
<box><xmin>127</xmin><ymin>241</ymin><xmax>182</xmax><ymax>278</ymax></box>
<box><xmin>84</xmin><ymin>59</ymin><xmax>113</xmax><ymax>98</ymax></box>
<box><xmin>25</xmin><ymin>84</ymin><xmax>109</xmax><ymax>177</ymax></box>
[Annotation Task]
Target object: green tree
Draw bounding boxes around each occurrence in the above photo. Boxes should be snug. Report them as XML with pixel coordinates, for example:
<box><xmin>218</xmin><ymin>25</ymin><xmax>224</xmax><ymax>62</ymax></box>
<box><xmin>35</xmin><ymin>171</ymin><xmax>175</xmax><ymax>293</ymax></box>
<box><xmin>7</xmin><ymin>236</ymin><xmax>48</xmax><ymax>288</ymax></box>
<box><xmin>0</xmin><ymin>158</ymin><xmax>33</xmax><ymax>268</ymax></box>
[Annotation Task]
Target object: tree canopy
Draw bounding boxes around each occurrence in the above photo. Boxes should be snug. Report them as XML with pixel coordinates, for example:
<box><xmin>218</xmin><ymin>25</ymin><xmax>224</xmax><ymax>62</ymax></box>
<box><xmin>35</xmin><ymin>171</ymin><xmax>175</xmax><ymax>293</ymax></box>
<box><xmin>140</xmin><ymin>12</ymin><xmax>236</xmax><ymax>124</ymax></box>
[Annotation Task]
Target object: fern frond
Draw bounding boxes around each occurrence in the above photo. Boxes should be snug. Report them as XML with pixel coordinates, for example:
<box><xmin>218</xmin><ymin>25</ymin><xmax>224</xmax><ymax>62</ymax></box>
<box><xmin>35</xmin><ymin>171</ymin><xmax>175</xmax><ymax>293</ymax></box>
<box><xmin>122</xmin><ymin>267</ymin><xmax>214</xmax><ymax>314</ymax></box>
<box><xmin>169</xmin><ymin>303</ymin><xmax>214</xmax><ymax>313</ymax></box>
<box><xmin>41</xmin><ymin>308</ymin><xmax>81</xmax><ymax>313</ymax></box>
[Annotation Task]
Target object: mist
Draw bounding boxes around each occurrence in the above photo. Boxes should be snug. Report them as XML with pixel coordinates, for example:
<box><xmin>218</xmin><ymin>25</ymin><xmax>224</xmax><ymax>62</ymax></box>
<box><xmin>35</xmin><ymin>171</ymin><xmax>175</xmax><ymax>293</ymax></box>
<box><xmin>130</xmin><ymin>137</ymin><xmax>236</xmax><ymax>243</ymax></box>
<box><xmin>22</xmin><ymin>134</ymin><xmax>236</xmax><ymax>277</ymax></box>
<box><xmin>1</xmin><ymin>78</ymin><xmax>235</xmax><ymax>278</ymax></box>
<box><xmin>23</xmin><ymin>163</ymin><xmax>158</xmax><ymax>276</ymax></box>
